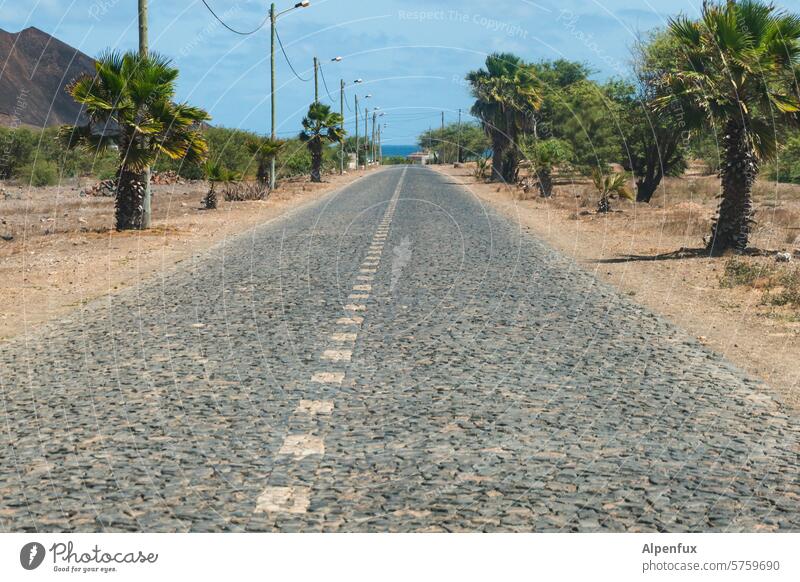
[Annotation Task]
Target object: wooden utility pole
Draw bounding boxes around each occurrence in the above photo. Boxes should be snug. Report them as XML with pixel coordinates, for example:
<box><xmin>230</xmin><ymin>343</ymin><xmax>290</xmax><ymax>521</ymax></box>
<box><xmin>269</xmin><ymin>2</ymin><xmax>277</xmax><ymax>190</ymax></box>
<box><xmin>371</xmin><ymin>110</ymin><xmax>377</xmax><ymax>165</ymax></box>
<box><xmin>138</xmin><ymin>0</ymin><xmax>151</xmax><ymax>228</ymax></box>
<box><xmin>339</xmin><ymin>79</ymin><xmax>344</xmax><ymax>174</ymax></box>
<box><xmin>441</xmin><ymin>111</ymin><xmax>445</xmax><ymax>164</ymax></box>
<box><xmin>457</xmin><ymin>108</ymin><xmax>462</xmax><ymax>164</ymax></box>
<box><xmin>354</xmin><ymin>94</ymin><xmax>359</xmax><ymax>170</ymax></box>
<box><xmin>313</xmin><ymin>56</ymin><xmax>319</xmax><ymax>102</ymax></box>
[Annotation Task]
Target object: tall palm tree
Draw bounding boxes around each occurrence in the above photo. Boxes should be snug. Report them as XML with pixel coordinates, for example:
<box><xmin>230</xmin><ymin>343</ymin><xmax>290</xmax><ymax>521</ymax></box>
<box><xmin>299</xmin><ymin>102</ymin><xmax>344</xmax><ymax>182</ymax></box>
<box><xmin>61</xmin><ymin>51</ymin><xmax>209</xmax><ymax>230</ymax></box>
<box><xmin>661</xmin><ymin>0</ymin><xmax>800</xmax><ymax>254</ymax></box>
<box><xmin>466</xmin><ymin>53</ymin><xmax>542</xmax><ymax>183</ymax></box>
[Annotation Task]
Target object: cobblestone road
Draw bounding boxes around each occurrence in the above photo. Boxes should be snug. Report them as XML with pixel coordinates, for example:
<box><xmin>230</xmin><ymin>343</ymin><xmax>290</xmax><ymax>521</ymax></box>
<box><xmin>1</xmin><ymin>167</ymin><xmax>798</xmax><ymax>532</ymax></box>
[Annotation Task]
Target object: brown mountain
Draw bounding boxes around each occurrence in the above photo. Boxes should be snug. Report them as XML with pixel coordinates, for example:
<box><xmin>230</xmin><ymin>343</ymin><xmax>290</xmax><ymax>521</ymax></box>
<box><xmin>0</xmin><ymin>26</ymin><xmax>95</xmax><ymax>128</ymax></box>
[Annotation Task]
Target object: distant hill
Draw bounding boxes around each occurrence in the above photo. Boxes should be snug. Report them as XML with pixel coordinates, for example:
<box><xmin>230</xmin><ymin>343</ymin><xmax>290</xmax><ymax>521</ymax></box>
<box><xmin>0</xmin><ymin>26</ymin><xmax>95</xmax><ymax>128</ymax></box>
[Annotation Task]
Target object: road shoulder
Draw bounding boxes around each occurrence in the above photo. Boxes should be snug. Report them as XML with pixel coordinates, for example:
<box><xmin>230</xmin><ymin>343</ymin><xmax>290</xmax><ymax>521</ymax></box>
<box><xmin>435</xmin><ymin>164</ymin><xmax>799</xmax><ymax>412</ymax></box>
<box><xmin>0</xmin><ymin>170</ymin><xmax>376</xmax><ymax>342</ymax></box>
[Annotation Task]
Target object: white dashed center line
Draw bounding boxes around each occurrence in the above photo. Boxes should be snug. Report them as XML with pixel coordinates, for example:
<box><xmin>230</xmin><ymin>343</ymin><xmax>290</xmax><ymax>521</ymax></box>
<box><xmin>255</xmin><ymin>167</ymin><xmax>408</xmax><ymax>516</ymax></box>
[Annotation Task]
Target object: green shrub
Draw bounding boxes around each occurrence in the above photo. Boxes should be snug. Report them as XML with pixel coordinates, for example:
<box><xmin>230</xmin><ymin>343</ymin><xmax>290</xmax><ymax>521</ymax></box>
<box><xmin>16</xmin><ymin>160</ymin><xmax>59</xmax><ymax>186</ymax></box>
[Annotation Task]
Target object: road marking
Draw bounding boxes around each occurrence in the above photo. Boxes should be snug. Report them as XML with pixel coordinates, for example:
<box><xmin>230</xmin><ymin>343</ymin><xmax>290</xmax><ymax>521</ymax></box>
<box><xmin>295</xmin><ymin>400</ymin><xmax>334</xmax><ymax>415</ymax></box>
<box><xmin>279</xmin><ymin>434</ymin><xmax>325</xmax><ymax>458</ymax></box>
<box><xmin>321</xmin><ymin>349</ymin><xmax>352</xmax><ymax>361</ymax></box>
<box><xmin>255</xmin><ymin>486</ymin><xmax>311</xmax><ymax>514</ymax></box>
<box><xmin>311</xmin><ymin>371</ymin><xmax>344</xmax><ymax>384</ymax></box>
<box><xmin>256</xmin><ymin>168</ymin><xmax>407</xmax><ymax>517</ymax></box>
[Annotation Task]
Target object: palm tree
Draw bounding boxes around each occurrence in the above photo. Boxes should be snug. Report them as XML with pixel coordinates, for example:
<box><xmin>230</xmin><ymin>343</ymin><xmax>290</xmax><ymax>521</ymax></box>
<box><xmin>521</xmin><ymin>137</ymin><xmax>573</xmax><ymax>197</ymax></box>
<box><xmin>592</xmin><ymin>169</ymin><xmax>633</xmax><ymax>213</ymax></box>
<box><xmin>203</xmin><ymin>161</ymin><xmax>239</xmax><ymax>209</ymax></box>
<box><xmin>246</xmin><ymin>136</ymin><xmax>284</xmax><ymax>187</ymax></box>
<box><xmin>466</xmin><ymin>53</ymin><xmax>542</xmax><ymax>183</ymax></box>
<box><xmin>60</xmin><ymin>51</ymin><xmax>209</xmax><ymax>230</ymax></box>
<box><xmin>661</xmin><ymin>0</ymin><xmax>800</xmax><ymax>254</ymax></box>
<box><xmin>299</xmin><ymin>102</ymin><xmax>344</xmax><ymax>182</ymax></box>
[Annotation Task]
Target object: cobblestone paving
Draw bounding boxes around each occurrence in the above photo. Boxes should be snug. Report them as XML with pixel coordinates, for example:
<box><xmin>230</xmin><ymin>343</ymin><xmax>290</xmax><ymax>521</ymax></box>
<box><xmin>1</xmin><ymin>167</ymin><xmax>798</xmax><ymax>532</ymax></box>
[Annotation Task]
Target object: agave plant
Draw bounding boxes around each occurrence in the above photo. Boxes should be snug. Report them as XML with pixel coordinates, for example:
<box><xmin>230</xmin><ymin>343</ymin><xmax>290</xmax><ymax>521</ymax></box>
<box><xmin>466</xmin><ymin>53</ymin><xmax>542</xmax><ymax>183</ymax></box>
<box><xmin>299</xmin><ymin>103</ymin><xmax>344</xmax><ymax>182</ymax></box>
<box><xmin>592</xmin><ymin>169</ymin><xmax>633</xmax><ymax>213</ymax></box>
<box><xmin>660</xmin><ymin>0</ymin><xmax>800</xmax><ymax>253</ymax></box>
<box><xmin>60</xmin><ymin>51</ymin><xmax>209</xmax><ymax>230</ymax></box>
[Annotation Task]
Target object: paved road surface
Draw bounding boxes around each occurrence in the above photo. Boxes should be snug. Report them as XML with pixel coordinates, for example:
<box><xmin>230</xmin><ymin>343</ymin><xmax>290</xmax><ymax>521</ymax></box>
<box><xmin>1</xmin><ymin>167</ymin><xmax>798</xmax><ymax>532</ymax></box>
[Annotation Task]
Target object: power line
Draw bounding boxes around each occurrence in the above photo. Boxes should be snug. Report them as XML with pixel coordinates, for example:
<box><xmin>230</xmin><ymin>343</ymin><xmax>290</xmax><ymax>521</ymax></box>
<box><xmin>275</xmin><ymin>27</ymin><xmax>311</xmax><ymax>82</ymax></box>
<box><xmin>317</xmin><ymin>63</ymin><xmax>337</xmax><ymax>103</ymax></box>
<box><xmin>200</xmin><ymin>0</ymin><xmax>270</xmax><ymax>35</ymax></box>
<box><xmin>342</xmin><ymin>85</ymin><xmax>353</xmax><ymax>112</ymax></box>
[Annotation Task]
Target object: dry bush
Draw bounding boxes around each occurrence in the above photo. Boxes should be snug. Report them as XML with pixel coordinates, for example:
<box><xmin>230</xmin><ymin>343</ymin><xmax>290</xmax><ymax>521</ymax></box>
<box><xmin>655</xmin><ymin>206</ymin><xmax>712</xmax><ymax>237</ymax></box>
<box><xmin>721</xmin><ymin>258</ymin><xmax>800</xmax><ymax>309</ymax></box>
<box><xmin>222</xmin><ymin>181</ymin><xmax>268</xmax><ymax>202</ymax></box>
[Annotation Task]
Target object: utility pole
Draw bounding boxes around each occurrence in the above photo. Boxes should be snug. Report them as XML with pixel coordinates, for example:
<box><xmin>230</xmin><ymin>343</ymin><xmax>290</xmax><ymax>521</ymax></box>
<box><xmin>364</xmin><ymin>107</ymin><xmax>369</xmax><ymax>166</ymax></box>
<box><xmin>268</xmin><ymin>1</ymin><xmax>311</xmax><ymax>190</ymax></box>
<box><xmin>269</xmin><ymin>2</ymin><xmax>277</xmax><ymax>191</ymax></box>
<box><xmin>441</xmin><ymin>111</ymin><xmax>445</xmax><ymax>165</ymax></box>
<box><xmin>313</xmin><ymin>56</ymin><xmax>319</xmax><ymax>103</ymax></box>
<box><xmin>371</xmin><ymin>111</ymin><xmax>377</xmax><ymax>165</ymax></box>
<box><xmin>339</xmin><ymin>79</ymin><xmax>344</xmax><ymax>174</ymax></box>
<box><xmin>377</xmin><ymin>124</ymin><xmax>381</xmax><ymax>165</ymax></box>
<box><xmin>457</xmin><ymin>108</ymin><xmax>462</xmax><ymax>164</ymax></box>
<box><xmin>137</xmin><ymin>0</ymin><xmax>152</xmax><ymax>228</ymax></box>
<box><xmin>354</xmin><ymin>94</ymin><xmax>359</xmax><ymax>170</ymax></box>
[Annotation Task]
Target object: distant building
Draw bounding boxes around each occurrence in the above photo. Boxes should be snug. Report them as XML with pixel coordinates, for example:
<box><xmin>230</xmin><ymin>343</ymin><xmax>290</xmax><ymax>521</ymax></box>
<box><xmin>407</xmin><ymin>151</ymin><xmax>433</xmax><ymax>165</ymax></box>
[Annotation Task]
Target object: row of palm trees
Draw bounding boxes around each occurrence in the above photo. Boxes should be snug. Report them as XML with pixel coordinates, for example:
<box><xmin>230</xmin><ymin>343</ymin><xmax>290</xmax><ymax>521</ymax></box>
<box><xmin>467</xmin><ymin>0</ymin><xmax>800</xmax><ymax>255</ymax></box>
<box><xmin>61</xmin><ymin>50</ymin><xmax>345</xmax><ymax>230</ymax></box>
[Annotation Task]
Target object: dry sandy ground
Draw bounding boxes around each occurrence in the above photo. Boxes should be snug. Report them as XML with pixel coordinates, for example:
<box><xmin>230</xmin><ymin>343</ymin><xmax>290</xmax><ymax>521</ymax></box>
<box><xmin>0</xmin><ymin>169</ymin><xmax>374</xmax><ymax>341</ymax></box>
<box><xmin>438</xmin><ymin>164</ymin><xmax>800</xmax><ymax>412</ymax></box>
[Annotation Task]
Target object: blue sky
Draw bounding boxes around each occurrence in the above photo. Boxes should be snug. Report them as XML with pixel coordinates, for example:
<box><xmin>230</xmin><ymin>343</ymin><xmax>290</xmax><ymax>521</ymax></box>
<box><xmin>2</xmin><ymin>0</ymin><xmax>742</xmax><ymax>144</ymax></box>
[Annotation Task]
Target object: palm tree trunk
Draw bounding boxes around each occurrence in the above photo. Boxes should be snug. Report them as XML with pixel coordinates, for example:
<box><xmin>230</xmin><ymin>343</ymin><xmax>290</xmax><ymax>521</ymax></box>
<box><xmin>709</xmin><ymin>119</ymin><xmax>758</xmax><ymax>255</ymax></box>
<box><xmin>490</xmin><ymin>134</ymin><xmax>505</xmax><ymax>182</ymax></box>
<box><xmin>537</xmin><ymin>167</ymin><xmax>553</xmax><ymax>198</ymax></box>
<box><xmin>257</xmin><ymin>159</ymin><xmax>269</xmax><ymax>186</ymax></box>
<box><xmin>115</xmin><ymin>167</ymin><xmax>148</xmax><ymax>230</ymax></box>
<box><xmin>310</xmin><ymin>142</ymin><xmax>323</xmax><ymax>183</ymax></box>
<box><xmin>502</xmin><ymin>148</ymin><xmax>520</xmax><ymax>183</ymax></box>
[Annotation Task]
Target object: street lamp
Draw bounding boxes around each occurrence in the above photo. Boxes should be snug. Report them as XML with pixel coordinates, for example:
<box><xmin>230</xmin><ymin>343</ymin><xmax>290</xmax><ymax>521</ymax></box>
<box><xmin>331</xmin><ymin>56</ymin><xmax>342</xmax><ymax>62</ymax></box>
<box><xmin>270</xmin><ymin>1</ymin><xmax>311</xmax><ymax>191</ymax></box>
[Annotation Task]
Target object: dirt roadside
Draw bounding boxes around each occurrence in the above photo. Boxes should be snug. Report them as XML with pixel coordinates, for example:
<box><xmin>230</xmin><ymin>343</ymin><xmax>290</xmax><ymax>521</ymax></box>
<box><xmin>0</xmin><ymin>169</ymin><xmax>375</xmax><ymax>342</ymax></box>
<box><xmin>437</xmin><ymin>164</ymin><xmax>800</xmax><ymax>412</ymax></box>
